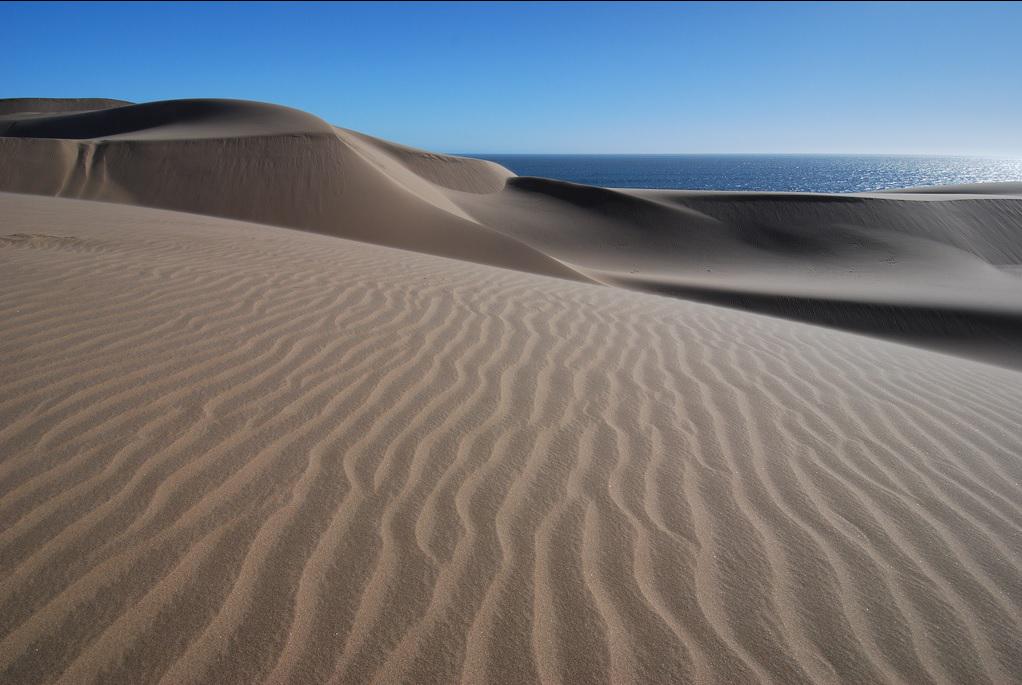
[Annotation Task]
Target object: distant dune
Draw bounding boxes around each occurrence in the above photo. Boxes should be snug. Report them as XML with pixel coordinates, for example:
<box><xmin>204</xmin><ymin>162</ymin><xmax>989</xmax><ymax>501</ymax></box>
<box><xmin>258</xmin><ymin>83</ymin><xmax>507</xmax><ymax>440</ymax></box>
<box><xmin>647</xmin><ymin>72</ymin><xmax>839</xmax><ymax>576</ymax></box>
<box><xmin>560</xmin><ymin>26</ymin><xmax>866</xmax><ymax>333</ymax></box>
<box><xmin>2</xmin><ymin>99</ymin><xmax>1021</xmax><ymax>684</ymax></box>
<box><xmin>0</xmin><ymin>98</ymin><xmax>133</xmax><ymax>115</ymax></box>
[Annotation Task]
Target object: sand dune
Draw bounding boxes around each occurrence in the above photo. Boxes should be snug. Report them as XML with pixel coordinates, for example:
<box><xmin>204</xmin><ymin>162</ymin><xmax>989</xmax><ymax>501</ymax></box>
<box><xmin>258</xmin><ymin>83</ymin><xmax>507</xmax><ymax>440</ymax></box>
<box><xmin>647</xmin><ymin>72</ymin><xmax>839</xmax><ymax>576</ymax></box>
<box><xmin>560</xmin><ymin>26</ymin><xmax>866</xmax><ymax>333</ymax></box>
<box><xmin>0</xmin><ymin>99</ymin><xmax>571</xmax><ymax>280</ymax></box>
<box><xmin>2</xmin><ymin>98</ymin><xmax>1021</xmax><ymax>366</ymax></box>
<box><xmin>459</xmin><ymin>180</ymin><xmax>1022</xmax><ymax>367</ymax></box>
<box><xmin>2</xmin><ymin>192</ymin><xmax>1021</xmax><ymax>684</ymax></box>
<box><xmin>2</xmin><ymin>99</ymin><xmax>1022</xmax><ymax>684</ymax></box>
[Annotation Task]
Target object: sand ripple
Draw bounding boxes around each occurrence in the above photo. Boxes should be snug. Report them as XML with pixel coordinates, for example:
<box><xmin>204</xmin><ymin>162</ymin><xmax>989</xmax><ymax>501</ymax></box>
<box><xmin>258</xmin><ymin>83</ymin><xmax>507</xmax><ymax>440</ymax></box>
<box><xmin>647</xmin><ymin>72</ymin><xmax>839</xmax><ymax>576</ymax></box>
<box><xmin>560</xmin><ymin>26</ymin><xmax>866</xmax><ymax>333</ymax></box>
<box><xmin>1</xmin><ymin>193</ymin><xmax>1020</xmax><ymax>683</ymax></box>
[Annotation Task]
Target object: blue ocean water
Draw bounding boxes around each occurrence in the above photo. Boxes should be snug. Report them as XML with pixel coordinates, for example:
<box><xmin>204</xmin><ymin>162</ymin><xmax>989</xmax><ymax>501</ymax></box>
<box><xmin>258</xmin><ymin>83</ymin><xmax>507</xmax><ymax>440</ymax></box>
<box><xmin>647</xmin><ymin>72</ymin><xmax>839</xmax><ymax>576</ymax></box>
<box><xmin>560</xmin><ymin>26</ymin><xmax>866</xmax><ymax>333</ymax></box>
<box><xmin>463</xmin><ymin>154</ymin><xmax>1022</xmax><ymax>193</ymax></box>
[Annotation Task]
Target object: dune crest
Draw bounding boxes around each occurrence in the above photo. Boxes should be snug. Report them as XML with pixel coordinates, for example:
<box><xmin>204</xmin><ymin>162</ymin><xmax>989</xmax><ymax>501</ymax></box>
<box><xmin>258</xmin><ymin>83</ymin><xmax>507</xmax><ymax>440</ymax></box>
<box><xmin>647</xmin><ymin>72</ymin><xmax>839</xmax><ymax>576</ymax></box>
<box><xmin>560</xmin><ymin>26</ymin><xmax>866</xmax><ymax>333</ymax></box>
<box><xmin>0</xmin><ymin>99</ymin><xmax>581</xmax><ymax>282</ymax></box>
<box><xmin>0</xmin><ymin>98</ymin><xmax>132</xmax><ymax>116</ymax></box>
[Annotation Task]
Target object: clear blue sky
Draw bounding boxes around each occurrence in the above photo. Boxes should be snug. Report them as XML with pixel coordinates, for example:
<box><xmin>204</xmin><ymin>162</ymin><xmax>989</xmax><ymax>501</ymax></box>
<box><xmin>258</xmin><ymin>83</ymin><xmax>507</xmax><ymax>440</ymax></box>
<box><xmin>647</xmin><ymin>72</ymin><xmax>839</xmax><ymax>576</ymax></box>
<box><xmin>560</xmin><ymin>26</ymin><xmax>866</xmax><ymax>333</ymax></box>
<box><xmin>3</xmin><ymin>1</ymin><xmax>1021</xmax><ymax>155</ymax></box>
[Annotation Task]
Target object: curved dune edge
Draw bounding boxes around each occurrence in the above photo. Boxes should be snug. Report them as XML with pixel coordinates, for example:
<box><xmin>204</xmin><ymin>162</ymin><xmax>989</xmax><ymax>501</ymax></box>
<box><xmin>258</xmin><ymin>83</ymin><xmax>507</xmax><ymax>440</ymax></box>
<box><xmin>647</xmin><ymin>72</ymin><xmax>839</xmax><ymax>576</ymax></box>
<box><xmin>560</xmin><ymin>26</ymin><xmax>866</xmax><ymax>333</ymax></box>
<box><xmin>1</xmin><ymin>191</ymin><xmax>1021</xmax><ymax>684</ymax></box>
<box><xmin>0</xmin><ymin>99</ymin><xmax>587</xmax><ymax>285</ymax></box>
<box><xmin>2</xmin><ymin>98</ymin><xmax>1022</xmax><ymax>367</ymax></box>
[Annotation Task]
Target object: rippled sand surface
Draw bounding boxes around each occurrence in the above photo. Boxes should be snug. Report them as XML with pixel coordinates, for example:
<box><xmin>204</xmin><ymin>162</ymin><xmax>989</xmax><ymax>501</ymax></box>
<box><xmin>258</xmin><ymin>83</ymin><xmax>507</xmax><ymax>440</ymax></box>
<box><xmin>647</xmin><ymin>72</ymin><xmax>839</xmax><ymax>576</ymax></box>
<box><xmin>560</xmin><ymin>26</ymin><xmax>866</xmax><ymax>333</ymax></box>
<box><xmin>2</xmin><ymin>98</ymin><xmax>1021</xmax><ymax>684</ymax></box>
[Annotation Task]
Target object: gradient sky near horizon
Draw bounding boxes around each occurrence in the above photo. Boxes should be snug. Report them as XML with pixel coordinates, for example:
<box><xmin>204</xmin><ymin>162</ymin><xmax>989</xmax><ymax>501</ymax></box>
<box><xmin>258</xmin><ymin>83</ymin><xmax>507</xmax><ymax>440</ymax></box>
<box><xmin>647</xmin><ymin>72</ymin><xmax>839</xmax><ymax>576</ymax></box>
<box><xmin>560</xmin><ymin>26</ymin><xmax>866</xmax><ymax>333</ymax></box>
<box><xmin>3</xmin><ymin>1</ymin><xmax>1021</xmax><ymax>155</ymax></box>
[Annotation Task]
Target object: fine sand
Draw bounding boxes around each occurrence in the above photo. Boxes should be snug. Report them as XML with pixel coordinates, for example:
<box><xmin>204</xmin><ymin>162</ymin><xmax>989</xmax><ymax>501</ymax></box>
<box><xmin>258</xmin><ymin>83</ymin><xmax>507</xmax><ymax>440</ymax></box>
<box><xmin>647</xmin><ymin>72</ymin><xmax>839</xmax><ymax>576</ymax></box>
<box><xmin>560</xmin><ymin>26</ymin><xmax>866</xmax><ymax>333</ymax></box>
<box><xmin>3</xmin><ymin>98</ymin><xmax>1022</xmax><ymax>368</ymax></box>
<box><xmin>1</xmin><ymin>99</ymin><xmax>1021</xmax><ymax>684</ymax></box>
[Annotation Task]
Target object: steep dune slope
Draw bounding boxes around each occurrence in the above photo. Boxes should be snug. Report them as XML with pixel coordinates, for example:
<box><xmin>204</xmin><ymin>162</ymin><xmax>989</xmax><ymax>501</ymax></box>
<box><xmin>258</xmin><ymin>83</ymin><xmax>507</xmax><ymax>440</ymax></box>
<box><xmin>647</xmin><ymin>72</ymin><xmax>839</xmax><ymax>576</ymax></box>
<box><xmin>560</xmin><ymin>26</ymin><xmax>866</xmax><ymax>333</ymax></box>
<box><xmin>2</xmin><ymin>192</ymin><xmax>1021</xmax><ymax>684</ymax></box>
<box><xmin>0</xmin><ymin>99</ymin><xmax>579</xmax><ymax>280</ymax></box>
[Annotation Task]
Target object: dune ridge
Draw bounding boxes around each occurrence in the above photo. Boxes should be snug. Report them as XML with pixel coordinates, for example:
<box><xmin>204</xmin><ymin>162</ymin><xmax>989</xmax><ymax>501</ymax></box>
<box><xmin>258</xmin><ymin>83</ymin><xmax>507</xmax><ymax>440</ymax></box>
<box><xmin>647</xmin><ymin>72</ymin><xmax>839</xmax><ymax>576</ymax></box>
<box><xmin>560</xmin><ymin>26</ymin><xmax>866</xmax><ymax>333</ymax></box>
<box><xmin>2</xmin><ymin>99</ymin><xmax>1022</xmax><ymax>683</ymax></box>
<box><xmin>0</xmin><ymin>99</ymin><xmax>577</xmax><ymax>283</ymax></box>
<box><xmin>2</xmin><ymin>98</ymin><xmax>1022</xmax><ymax>366</ymax></box>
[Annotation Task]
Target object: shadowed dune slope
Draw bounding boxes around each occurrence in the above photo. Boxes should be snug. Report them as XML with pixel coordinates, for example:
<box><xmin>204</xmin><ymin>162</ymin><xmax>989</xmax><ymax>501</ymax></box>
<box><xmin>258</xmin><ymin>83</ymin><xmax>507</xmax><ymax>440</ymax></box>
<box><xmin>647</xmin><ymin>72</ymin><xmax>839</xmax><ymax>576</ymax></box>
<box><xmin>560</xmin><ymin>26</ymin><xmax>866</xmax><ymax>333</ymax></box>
<box><xmin>1</xmin><ymin>98</ymin><xmax>1022</xmax><ymax>367</ymax></box>
<box><xmin>0</xmin><ymin>99</ymin><xmax>336</xmax><ymax>140</ymax></box>
<box><xmin>456</xmin><ymin>178</ymin><xmax>1022</xmax><ymax>367</ymax></box>
<box><xmin>0</xmin><ymin>98</ymin><xmax>132</xmax><ymax>116</ymax></box>
<box><xmin>2</xmin><ymin>192</ymin><xmax>1022</xmax><ymax>684</ymax></box>
<box><xmin>883</xmin><ymin>181</ymin><xmax>1022</xmax><ymax>196</ymax></box>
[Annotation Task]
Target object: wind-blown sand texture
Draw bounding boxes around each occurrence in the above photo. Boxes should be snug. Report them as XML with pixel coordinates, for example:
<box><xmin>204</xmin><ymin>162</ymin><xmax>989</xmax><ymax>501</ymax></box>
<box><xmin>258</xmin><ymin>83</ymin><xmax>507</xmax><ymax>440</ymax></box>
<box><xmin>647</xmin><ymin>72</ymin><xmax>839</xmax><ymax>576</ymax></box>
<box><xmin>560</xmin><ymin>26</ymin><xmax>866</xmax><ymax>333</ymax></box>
<box><xmin>1</xmin><ymin>99</ymin><xmax>1021</xmax><ymax>684</ymax></box>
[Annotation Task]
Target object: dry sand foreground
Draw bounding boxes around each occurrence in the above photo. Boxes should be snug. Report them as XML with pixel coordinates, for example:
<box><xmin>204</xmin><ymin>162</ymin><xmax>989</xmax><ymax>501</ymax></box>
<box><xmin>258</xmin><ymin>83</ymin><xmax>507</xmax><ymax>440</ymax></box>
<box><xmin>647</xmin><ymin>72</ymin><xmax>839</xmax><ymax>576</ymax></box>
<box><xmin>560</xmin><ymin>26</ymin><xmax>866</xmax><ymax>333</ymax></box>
<box><xmin>1</xmin><ymin>99</ymin><xmax>1021</xmax><ymax>684</ymax></box>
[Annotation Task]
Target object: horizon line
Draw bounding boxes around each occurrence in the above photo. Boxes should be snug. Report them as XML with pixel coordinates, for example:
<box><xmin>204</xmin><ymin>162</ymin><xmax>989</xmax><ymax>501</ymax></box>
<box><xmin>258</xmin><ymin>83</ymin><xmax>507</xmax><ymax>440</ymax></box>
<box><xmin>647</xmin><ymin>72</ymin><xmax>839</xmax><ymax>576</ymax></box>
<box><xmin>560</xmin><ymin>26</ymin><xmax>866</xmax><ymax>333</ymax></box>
<box><xmin>453</xmin><ymin>151</ymin><xmax>1022</xmax><ymax>159</ymax></box>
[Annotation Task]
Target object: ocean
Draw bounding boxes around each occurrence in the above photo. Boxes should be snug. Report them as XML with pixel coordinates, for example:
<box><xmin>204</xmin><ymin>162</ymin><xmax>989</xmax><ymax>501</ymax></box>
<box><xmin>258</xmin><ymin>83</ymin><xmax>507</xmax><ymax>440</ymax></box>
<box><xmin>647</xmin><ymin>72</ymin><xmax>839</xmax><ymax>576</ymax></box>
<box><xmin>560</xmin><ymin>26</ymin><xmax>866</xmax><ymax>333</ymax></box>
<box><xmin>462</xmin><ymin>154</ymin><xmax>1022</xmax><ymax>193</ymax></box>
